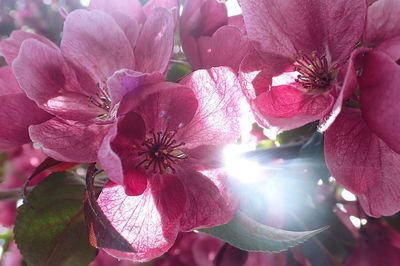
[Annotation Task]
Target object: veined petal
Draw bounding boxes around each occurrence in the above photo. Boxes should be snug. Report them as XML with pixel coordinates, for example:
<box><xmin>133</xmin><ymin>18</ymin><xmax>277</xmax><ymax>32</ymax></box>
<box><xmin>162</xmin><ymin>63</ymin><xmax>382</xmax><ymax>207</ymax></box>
<box><xmin>29</xmin><ymin>118</ymin><xmax>110</xmax><ymax>163</ymax></box>
<box><xmin>179</xmin><ymin>67</ymin><xmax>243</xmax><ymax>147</ymax></box>
<box><xmin>97</xmin><ymin>175</ymin><xmax>185</xmax><ymax>261</ymax></box>
<box><xmin>61</xmin><ymin>10</ymin><xmax>135</xmax><ymax>82</ymax></box>
<box><xmin>359</xmin><ymin>51</ymin><xmax>400</xmax><ymax>153</ymax></box>
<box><xmin>325</xmin><ymin>108</ymin><xmax>400</xmax><ymax>217</ymax></box>
<box><xmin>179</xmin><ymin>169</ymin><xmax>237</xmax><ymax>231</ymax></box>
<box><xmin>240</xmin><ymin>0</ymin><xmax>366</xmax><ymax>64</ymax></box>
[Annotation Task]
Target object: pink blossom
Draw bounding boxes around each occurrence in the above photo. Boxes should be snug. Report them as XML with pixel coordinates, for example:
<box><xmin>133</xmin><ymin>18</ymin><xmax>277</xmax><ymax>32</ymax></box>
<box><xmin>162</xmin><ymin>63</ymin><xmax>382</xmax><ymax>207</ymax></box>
<box><xmin>180</xmin><ymin>0</ymin><xmax>250</xmax><ymax>71</ymax></box>
<box><xmin>324</xmin><ymin>0</ymin><xmax>400</xmax><ymax>217</ymax></box>
<box><xmin>95</xmin><ymin>67</ymin><xmax>242</xmax><ymax>261</ymax></box>
<box><xmin>239</xmin><ymin>0</ymin><xmax>367</xmax><ymax>134</ymax></box>
<box><xmin>1</xmin><ymin>241</ymin><xmax>23</xmax><ymax>266</ymax></box>
<box><xmin>1</xmin><ymin>0</ymin><xmax>176</xmax><ymax>162</ymax></box>
<box><xmin>344</xmin><ymin>221</ymin><xmax>400</xmax><ymax>266</ymax></box>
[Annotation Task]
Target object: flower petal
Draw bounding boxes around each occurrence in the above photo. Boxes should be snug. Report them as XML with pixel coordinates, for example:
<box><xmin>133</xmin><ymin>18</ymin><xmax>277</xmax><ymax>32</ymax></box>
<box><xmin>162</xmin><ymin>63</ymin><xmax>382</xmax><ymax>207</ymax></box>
<box><xmin>179</xmin><ymin>169</ymin><xmax>237</xmax><ymax>231</ymax></box>
<box><xmin>240</xmin><ymin>0</ymin><xmax>366</xmax><ymax>63</ymax></box>
<box><xmin>0</xmin><ymin>93</ymin><xmax>52</xmax><ymax>150</ymax></box>
<box><xmin>0</xmin><ymin>30</ymin><xmax>56</xmax><ymax>65</ymax></box>
<box><xmin>143</xmin><ymin>0</ymin><xmax>179</xmax><ymax>17</ymax></box>
<box><xmin>359</xmin><ymin>51</ymin><xmax>400</xmax><ymax>153</ymax></box>
<box><xmin>196</xmin><ymin>26</ymin><xmax>250</xmax><ymax>71</ymax></box>
<box><xmin>97</xmin><ymin>175</ymin><xmax>185</xmax><ymax>261</ymax></box>
<box><xmin>89</xmin><ymin>0</ymin><xmax>145</xmax><ymax>25</ymax></box>
<box><xmin>325</xmin><ymin>108</ymin><xmax>400</xmax><ymax>217</ymax></box>
<box><xmin>99</xmin><ymin>112</ymin><xmax>147</xmax><ymax>195</ymax></box>
<box><xmin>179</xmin><ymin>67</ymin><xmax>243</xmax><ymax>147</ymax></box>
<box><xmin>12</xmin><ymin>39</ymin><xmax>94</xmax><ymax>119</ymax></box>
<box><xmin>29</xmin><ymin>118</ymin><xmax>110</xmax><ymax>163</ymax></box>
<box><xmin>0</xmin><ymin>66</ymin><xmax>21</xmax><ymax>95</ymax></box>
<box><xmin>106</xmin><ymin>69</ymin><xmax>164</xmax><ymax>113</ymax></box>
<box><xmin>120</xmin><ymin>82</ymin><xmax>198</xmax><ymax>132</ymax></box>
<box><xmin>61</xmin><ymin>10</ymin><xmax>135</xmax><ymax>82</ymax></box>
<box><xmin>135</xmin><ymin>8</ymin><xmax>175</xmax><ymax>74</ymax></box>
<box><xmin>365</xmin><ymin>0</ymin><xmax>400</xmax><ymax>60</ymax></box>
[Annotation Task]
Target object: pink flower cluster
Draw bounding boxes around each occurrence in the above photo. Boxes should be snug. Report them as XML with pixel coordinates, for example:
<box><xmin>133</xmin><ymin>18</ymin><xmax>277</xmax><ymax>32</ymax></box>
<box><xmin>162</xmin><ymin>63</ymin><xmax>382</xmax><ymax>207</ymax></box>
<box><xmin>0</xmin><ymin>0</ymin><xmax>399</xmax><ymax>263</ymax></box>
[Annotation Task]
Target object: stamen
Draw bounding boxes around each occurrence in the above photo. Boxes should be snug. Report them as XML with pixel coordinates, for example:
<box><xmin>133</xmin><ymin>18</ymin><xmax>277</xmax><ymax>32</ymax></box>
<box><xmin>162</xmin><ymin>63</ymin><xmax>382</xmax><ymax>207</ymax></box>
<box><xmin>135</xmin><ymin>130</ymin><xmax>187</xmax><ymax>174</ymax></box>
<box><xmin>294</xmin><ymin>51</ymin><xmax>332</xmax><ymax>92</ymax></box>
<box><xmin>89</xmin><ymin>82</ymin><xmax>111</xmax><ymax>112</ymax></box>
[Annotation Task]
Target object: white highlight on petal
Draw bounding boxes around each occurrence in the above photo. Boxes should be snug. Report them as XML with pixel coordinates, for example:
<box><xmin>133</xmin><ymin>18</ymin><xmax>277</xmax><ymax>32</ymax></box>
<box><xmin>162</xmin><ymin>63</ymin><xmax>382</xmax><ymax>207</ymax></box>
<box><xmin>349</xmin><ymin>216</ymin><xmax>367</xmax><ymax>228</ymax></box>
<box><xmin>80</xmin><ymin>0</ymin><xmax>90</xmax><ymax>7</ymax></box>
<box><xmin>341</xmin><ymin>188</ymin><xmax>357</xmax><ymax>201</ymax></box>
<box><xmin>226</xmin><ymin>0</ymin><xmax>242</xmax><ymax>16</ymax></box>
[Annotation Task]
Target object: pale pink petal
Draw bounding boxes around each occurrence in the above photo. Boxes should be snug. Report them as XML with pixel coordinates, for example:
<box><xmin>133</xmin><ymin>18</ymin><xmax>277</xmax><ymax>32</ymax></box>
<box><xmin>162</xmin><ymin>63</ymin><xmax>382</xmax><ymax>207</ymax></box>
<box><xmin>97</xmin><ymin>176</ymin><xmax>185</xmax><ymax>261</ymax></box>
<box><xmin>240</xmin><ymin>0</ymin><xmax>366</xmax><ymax>63</ymax></box>
<box><xmin>106</xmin><ymin>69</ymin><xmax>164</xmax><ymax>113</ymax></box>
<box><xmin>365</xmin><ymin>0</ymin><xmax>400</xmax><ymax>60</ymax></box>
<box><xmin>0</xmin><ymin>30</ymin><xmax>56</xmax><ymax>65</ymax></box>
<box><xmin>0</xmin><ymin>67</ymin><xmax>20</xmax><ymax>95</ymax></box>
<box><xmin>110</xmin><ymin>12</ymin><xmax>140</xmax><ymax>52</ymax></box>
<box><xmin>179</xmin><ymin>67</ymin><xmax>243</xmax><ymax>147</ymax></box>
<box><xmin>12</xmin><ymin>39</ymin><xmax>92</xmax><ymax>119</ymax></box>
<box><xmin>359</xmin><ymin>51</ymin><xmax>400</xmax><ymax>153</ymax></box>
<box><xmin>0</xmin><ymin>93</ymin><xmax>52</xmax><ymax>150</ymax></box>
<box><xmin>61</xmin><ymin>10</ymin><xmax>135</xmax><ymax>82</ymax></box>
<box><xmin>179</xmin><ymin>169</ymin><xmax>237</xmax><ymax>231</ymax></box>
<box><xmin>29</xmin><ymin>118</ymin><xmax>110</xmax><ymax>163</ymax></box>
<box><xmin>135</xmin><ymin>8</ymin><xmax>175</xmax><ymax>74</ymax></box>
<box><xmin>99</xmin><ymin>112</ymin><xmax>147</xmax><ymax>195</ymax></box>
<box><xmin>89</xmin><ymin>0</ymin><xmax>145</xmax><ymax>24</ymax></box>
<box><xmin>196</xmin><ymin>26</ymin><xmax>250</xmax><ymax>71</ymax></box>
<box><xmin>325</xmin><ymin>108</ymin><xmax>400</xmax><ymax>217</ymax></box>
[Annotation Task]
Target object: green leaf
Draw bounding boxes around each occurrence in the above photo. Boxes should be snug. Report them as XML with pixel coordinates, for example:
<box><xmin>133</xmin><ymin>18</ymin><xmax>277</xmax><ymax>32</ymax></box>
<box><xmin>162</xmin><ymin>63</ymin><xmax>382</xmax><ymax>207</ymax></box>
<box><xmin>14</xmin><ymin>172</ymin><xmax>96</xmax><ymax>266</ymax></box>
<box><xmin>166</xmin><ymin>63</ymin><xmax>192</xmax><ymax>82</ymax></box>
<box><xmin>202</xmin><ymin>211</ymin><xmax>327</xmax><ymax>252</ymax></box>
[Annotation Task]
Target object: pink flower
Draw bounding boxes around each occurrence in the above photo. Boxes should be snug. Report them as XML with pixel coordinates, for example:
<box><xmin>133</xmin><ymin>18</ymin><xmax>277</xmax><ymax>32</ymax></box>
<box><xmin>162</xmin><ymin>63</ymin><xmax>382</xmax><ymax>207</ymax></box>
<box><xmin>239</xmin><ymin>0</ymin><xmax>367</xmax><ymax>134</ymax></box>
<box><xmin>344</xmin><ymin>221</ymin><xmax>400</xmax><ymax>266</ymax></box>
<box><xmin>180</xmin><ymin>0</ymin><xmax>250</xmax><ymax>71</ymax></box>
<box><xmin>0</xmin><ymin>0</ymin><xmax>175</xmax><ymax>162</ymax></box>
<box><xmin>324</xmin><ymin>0</ymin><xmax>400</xmax><ymax>217</ymax></box>
<box><xmin>95</xmin><ymin>67</ymin><xmax>242</xmax><ymax>261</ymax></box>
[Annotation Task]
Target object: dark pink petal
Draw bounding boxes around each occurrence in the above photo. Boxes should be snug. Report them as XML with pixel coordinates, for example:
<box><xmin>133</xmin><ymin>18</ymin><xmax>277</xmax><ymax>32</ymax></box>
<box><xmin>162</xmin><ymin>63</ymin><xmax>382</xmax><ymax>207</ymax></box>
<box><xmin>0</xmin><ymin>67</ymin><xmax>20</xmax><ymax>95</ymax></box>
<box><xmin>179</xmin><ymin>169</ymin><xmax>237</xmax><ymax>231</ymax></box>
<box><xmin>61</xmin><ymin>10</ymin><xmax>135</xmax><ymax>82</ymax></box>
<box><xmin>0</xmin><ymin>202</ymin><xmax>17</xmax><ymax>227</ymax></box>
<box><xmin>240</xmin><ymin>0</ymin><xmax>366</xmax><ymax>63</ymax></box>
<box><xmin>106</xmin><ymin>69</ymin><xmax>164</xmax><ymax>112</ymax></box>
<box><xmin>325</xmin><ymin>108</ymin><xmax>400</xmax><ymax>217</ymax></box>
<box><xmin>359</xmin><ymin>51</ymin><xmax>400</xmax><ymax>153</ymax></box>
<box><xmin>199</xmin><ymin>0</ymin><xmax>228</xmax><ymax>35</ymax></box>
<box><xmin>89</xmin><ymin>0</ymin><xmax>145</xmax><ymax>25</ymax></box>
<box><xmin>253</xmin><ymin>84</ymin><xmax>335</xmax><ymax>133</ymax></box>
<box><xmin>186</xmin><ymin>145</ymin><xmax>224</xmax><ymax>170</ymax></box>
<box><xmin>12</xmin><ymin>39</ymin><xmax>96</xmax><ymax>120</ymax></box>
<box><xmin>97</xmin><ymin>175</ymin><xmax>185</xmax><ymax>261</ymax></box>
<box><xmin>0</xmin><ymin>93</ymin><xmax>52</xmax><ymax>150</ymax></box>
<box><xmin>29</xmin><ymin>118</ymin><xmax>110</xmax><ymax>163</ymax></box>
<box><xmin>365</xmin><ymin>0</ymin><xmax>400</xmax><ymax>60</ymax></box>
<box><xmin>196</xmin><ymin>26</ymin><xmax>250</xmax><ymax>71</ymax></box>
<box><xmin>179</xmin><ymin>67</ymin><xmax>243</xmax><ymax>148</ymax></box>
<box><xmin>121</xmin><ymin>83</ymin><xmax>198</xmax><ymax>132</ymax></box>
<box><xmin>0</xmin><ymin>30</ymin><xmax>56</xmax><ymax>65</ymax></box>
<box><xmin>135</xmin><ymin>8</ymin><xmax>175</xmax><ymax>74</ymax></box>
<box><xmin>99</xmin><ymin>112</ymin><xmax>147</xmax><ymax>195</ymax></box>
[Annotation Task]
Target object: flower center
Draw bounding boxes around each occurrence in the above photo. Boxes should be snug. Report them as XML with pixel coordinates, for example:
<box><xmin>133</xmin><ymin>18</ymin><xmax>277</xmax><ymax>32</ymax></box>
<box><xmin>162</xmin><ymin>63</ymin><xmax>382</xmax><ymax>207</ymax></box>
<box><xmin>136</xmin><ymin>130</ymin><xmax>187</xmax><ymax>174</ymax></box>
<box><xmin>294</xmin><ymin>51</ymin><xmax>332</xmax><ymax>92</ymax></box>
<box><xmin>89</xmin><ymin>82</ymin><xmax>111</xmax><ymax>112</ymax></box>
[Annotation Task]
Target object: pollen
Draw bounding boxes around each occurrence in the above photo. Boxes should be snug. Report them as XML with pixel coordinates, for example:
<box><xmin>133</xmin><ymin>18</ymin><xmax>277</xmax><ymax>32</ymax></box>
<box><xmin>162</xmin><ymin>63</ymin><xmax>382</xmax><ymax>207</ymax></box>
<box><xmin>294</xmin><ymin>51</ymin><xmax>332</xmax><ymax>92</ymax></box>
<box><xmin>136</xmin><ymin>130</ymin><xmax>187</xmax><ymax>174</ymax></box>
